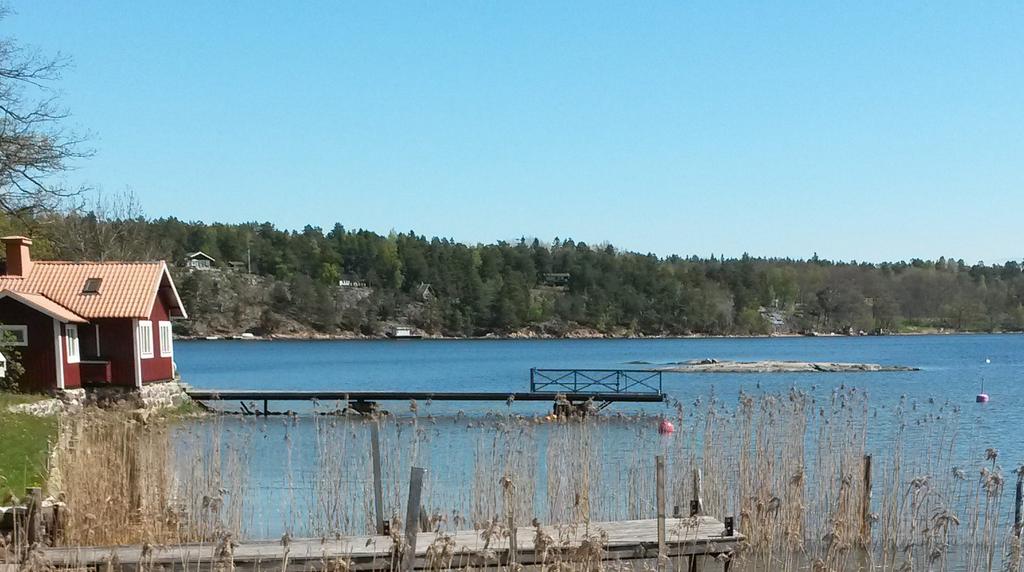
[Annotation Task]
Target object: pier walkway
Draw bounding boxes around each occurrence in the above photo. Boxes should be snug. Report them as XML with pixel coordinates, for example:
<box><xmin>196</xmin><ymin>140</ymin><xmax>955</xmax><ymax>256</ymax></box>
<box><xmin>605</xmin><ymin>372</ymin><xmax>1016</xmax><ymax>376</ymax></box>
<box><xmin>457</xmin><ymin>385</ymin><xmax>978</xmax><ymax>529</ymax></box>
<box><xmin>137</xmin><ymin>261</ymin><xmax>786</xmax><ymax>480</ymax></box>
<box><xmin>185</xmin><ymin>368</ymin><xmax>667</xmax><ymax>415</ymax></box>
<box><xmin>38</xmin><ymin>516</ymin><xmax>741</xmax><ymax>571</ymax></box>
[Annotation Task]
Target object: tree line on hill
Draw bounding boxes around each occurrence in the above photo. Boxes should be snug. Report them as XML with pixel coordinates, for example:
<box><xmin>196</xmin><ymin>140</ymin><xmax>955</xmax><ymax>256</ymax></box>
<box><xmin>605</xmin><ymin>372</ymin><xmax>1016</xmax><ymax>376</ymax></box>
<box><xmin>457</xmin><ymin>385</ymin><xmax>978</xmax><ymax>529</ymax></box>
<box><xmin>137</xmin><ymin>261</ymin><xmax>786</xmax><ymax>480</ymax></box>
<box><xmin>9</xmin><ymin>207</ymin><xmax>1024</xmax><ymax>338</ymax></box>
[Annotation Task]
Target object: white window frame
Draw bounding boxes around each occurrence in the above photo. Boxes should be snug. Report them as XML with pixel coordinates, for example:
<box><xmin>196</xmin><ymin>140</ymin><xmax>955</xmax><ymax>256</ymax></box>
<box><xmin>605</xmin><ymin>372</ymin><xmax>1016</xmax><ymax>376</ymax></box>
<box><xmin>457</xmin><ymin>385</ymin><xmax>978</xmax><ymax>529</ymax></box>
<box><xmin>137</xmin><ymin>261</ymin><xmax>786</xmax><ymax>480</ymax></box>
<box><xmin>0</xmin><ymin>325</ymin><xmax>28</xmax><ymax>346</ymax></box>
<box><xmin>65</xmin><ymin>324</ymin><xmax>81</xmax><ymax>364</ymax></box>
<box><xmin>158</xmin><ymin>321</ymin><xmax>173</xmax><ymax>357</ymax></box>
<box><xmin>139</xmin><ymin>320</ymin><xmax>154</xmax><ymax>359</ymax></box>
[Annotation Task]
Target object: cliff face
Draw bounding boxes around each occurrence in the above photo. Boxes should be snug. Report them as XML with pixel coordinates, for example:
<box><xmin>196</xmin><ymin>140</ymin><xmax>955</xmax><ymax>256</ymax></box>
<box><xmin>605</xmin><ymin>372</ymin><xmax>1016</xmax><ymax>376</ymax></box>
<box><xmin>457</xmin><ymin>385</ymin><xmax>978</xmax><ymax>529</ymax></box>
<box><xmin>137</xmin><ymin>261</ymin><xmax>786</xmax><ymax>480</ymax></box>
<box><xmin>174</xmin><ymin>270</ymin><xmax>572</xmax><ymax>339</ymax></box>
<box><xmin>173</xmin><ymin>268</ymin><xmax>378</xmax><ymax>338</ymax></box>
<box><xmin>170</xmin><ymin>269</ymin><xmax>671</xmax><ymax>339</ymax></box>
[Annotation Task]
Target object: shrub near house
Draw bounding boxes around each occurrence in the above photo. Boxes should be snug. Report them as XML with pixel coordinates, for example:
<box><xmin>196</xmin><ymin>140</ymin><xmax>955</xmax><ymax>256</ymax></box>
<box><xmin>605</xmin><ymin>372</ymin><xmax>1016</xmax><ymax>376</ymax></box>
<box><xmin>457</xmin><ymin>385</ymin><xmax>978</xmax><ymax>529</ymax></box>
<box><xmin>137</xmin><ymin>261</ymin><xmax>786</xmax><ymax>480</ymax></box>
<box><xmin>0</xmin><ymin>236</ymin><xmax>187</xmax><ymax>392</ymax></box>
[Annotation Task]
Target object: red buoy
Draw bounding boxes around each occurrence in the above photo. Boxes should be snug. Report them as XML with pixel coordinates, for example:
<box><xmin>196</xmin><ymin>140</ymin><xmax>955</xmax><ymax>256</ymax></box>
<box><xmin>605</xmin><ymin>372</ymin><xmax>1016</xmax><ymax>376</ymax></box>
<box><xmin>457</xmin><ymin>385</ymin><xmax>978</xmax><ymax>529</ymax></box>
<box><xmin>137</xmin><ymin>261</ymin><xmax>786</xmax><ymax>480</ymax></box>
<box><xmin>658</xmin><ymin>419</ymin><xmax>675</xmax><ymax>435</ymax></box>
<box><xmin>976</xmin><ymin>393</ymin><xmax>989</xmax><ymax>403</ymax></box>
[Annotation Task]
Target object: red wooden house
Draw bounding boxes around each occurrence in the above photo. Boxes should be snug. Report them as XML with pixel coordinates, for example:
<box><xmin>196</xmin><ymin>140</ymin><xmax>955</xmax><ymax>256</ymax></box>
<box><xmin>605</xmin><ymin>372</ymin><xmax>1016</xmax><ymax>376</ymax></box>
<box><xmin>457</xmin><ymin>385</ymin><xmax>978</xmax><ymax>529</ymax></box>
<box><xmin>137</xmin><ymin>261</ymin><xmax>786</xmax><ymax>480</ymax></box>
<box><xmin>0</xmin><ymin>236</ymin><xmax>187</xmax><ymax>392</ymax></box>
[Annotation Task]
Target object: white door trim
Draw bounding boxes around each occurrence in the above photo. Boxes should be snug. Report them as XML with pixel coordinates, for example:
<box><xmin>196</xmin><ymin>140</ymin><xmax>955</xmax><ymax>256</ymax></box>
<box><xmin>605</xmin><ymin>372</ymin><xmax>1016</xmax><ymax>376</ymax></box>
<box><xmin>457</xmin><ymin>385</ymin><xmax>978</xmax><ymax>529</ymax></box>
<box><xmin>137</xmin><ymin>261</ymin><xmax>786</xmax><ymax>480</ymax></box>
<box><xmin>132</xmin><ymin>318</ymin><xmax>142</xmax><ymax>389</ymax></box>
<box><xmin>52</xmin><ymin>319</ymin><xmax>65</xmax><ymax>390</ymax></box>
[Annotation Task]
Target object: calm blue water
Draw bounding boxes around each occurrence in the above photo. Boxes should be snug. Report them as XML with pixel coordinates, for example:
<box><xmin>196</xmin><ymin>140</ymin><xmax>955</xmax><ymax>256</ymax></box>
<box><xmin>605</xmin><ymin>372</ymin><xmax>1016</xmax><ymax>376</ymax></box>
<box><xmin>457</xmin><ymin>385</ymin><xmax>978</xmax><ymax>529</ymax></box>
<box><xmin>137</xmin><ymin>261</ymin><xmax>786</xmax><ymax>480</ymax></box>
<box><xmin>177</xmin><ymin>334</ymin><xmax>1022</xmax><ymax>416</ymax></box>
<box><xmin>170</xmin><ymin>335</ymin><xmax>1024</xmax><ymax>540</ymax></box>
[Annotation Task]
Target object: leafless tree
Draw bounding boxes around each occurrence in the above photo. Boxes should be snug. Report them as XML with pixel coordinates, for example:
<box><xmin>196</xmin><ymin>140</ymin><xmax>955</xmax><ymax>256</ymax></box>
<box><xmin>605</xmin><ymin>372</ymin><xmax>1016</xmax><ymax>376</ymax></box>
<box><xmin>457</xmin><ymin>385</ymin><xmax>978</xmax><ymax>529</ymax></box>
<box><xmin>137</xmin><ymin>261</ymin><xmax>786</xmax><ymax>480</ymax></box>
<box><xmin>50</xmin><ymin>188</ymin><xmax>157</xmax><ymax>261</ymax></box>
<box><xmin>0</xmin><ymin>5</ymin><xmax>90</xmax><ymax>223</ymax></box>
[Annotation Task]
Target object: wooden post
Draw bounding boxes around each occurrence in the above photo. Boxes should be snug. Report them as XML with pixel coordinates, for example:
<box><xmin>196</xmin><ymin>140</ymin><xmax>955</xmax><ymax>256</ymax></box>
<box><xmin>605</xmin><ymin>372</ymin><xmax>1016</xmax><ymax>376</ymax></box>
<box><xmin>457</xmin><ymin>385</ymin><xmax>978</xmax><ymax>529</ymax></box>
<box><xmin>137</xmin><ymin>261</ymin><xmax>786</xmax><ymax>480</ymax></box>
<box><xmin>686</xmin><ymin>468</ymin><xmax>704</xmax><ymax>572</ymax></box>
<box><xmin>26</xmin><ymin>487</ymin><xmax>42</xmax><ymax>546</ymax></box>
<box><xmin>507</xmin><ymin>485</ymin><xmax>518</xmax><ymax>565</ymax></box>
<box><xmin>691</xmin><ymin>468</ymin><xmax>704</xmax><ymax>516</ymax></box>
<box><xmin>655</xmin><ymin>455</ymin><xmax>666</xmax><ymax>572</ymax></box>
<box><xmin>52</xmin><ymin>503</ymin><xmax>64</xmax><ymax>546</ymax></box>
<box><xmin>723</xmin><ymin>518</ymin><xmax>735</xmax><ymax>572</ymax></box>
<box><xmin>861</xmin><ymin>454</ymin><xmax>873</xmax><ymax>545</ymax></box>
<box><xmin>1015</xmin><ymin>471</ymin><xmax>1024</xmax><ymax>536</ymax></box>
<box><xmin>370</xmin><ymin>421</ymin><xmax>385</xmax><ymax>535</ymax></box>
<box><xmin>403</xmin><ymin>467</ymin><xmax>426</xmax><ymax>572</ymax></box>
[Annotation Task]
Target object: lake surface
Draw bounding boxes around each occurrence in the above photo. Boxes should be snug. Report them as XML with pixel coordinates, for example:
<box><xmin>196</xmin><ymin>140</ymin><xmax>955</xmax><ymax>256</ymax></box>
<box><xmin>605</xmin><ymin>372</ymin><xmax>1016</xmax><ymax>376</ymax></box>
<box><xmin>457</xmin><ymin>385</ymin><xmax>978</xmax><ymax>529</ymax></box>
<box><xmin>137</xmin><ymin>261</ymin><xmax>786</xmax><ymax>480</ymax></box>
<box><xmin>177</xmin><ymin>334</ymin><xmax>1022</xmax><ymax>416</ymax></box>
<box><xmin>170</xmin><ymin>335</ymin><xmax>1024</xmax><ymax>543</ymax></box>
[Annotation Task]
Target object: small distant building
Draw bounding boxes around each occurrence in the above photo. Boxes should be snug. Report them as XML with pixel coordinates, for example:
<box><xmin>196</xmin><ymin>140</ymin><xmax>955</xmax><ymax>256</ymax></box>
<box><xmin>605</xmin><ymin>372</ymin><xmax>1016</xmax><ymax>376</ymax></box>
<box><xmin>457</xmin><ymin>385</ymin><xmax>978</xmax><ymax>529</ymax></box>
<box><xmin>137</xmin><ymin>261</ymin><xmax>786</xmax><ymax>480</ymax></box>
<box><xmin>185</xmin><ymin>251</ymin><xmax>215</xmax><ymax>270</ymax></box>
<box><xmin>415</xmin><ymin>283</ymin><xmax>434</xmax><ymax>302</ymax></box>
<box><xmin>338</xmin><ymin>275</ymin><xmax>367</xmax><ymax>288</ymax></box>
<box><xmin>386</xmin><ymin>325</ymin><xmax>421</xmax><ymax>339</ymax></box>
<box><xmin>542</xmin><ymin>272</ymin><xmax>570</xmax><ymax>287</ymax></box>
<box><xmin>226</xmin><ymin>261</ymin><xmax>248</xmax><ymax>272</ymax></box>
<box><xmin>0</xmin><ymin>236</ymin><xmax>187</xmax><ymax>392</ymax></box>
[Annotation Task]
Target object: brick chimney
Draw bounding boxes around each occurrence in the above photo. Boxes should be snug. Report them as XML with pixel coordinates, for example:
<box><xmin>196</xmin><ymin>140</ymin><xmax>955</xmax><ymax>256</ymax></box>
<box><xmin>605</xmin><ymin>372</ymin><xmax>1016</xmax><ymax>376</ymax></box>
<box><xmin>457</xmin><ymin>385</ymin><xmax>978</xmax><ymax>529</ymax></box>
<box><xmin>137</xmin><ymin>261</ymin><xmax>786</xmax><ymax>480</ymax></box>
<box><xmin>2</xmin><ymin>236</ymin><xmax>33</xmax><ymax>277</ymax></box>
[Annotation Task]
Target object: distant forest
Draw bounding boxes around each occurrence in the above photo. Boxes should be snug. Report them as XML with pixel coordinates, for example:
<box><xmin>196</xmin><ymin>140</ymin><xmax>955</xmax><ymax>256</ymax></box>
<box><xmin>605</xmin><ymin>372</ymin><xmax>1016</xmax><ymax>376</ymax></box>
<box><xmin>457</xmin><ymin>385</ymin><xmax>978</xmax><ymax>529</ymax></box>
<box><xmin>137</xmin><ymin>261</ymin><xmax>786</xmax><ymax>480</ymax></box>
<box><xmin>11</xmin><ymin>206</ymin><xmax>1024</xmax><ymax>338</ymax></box>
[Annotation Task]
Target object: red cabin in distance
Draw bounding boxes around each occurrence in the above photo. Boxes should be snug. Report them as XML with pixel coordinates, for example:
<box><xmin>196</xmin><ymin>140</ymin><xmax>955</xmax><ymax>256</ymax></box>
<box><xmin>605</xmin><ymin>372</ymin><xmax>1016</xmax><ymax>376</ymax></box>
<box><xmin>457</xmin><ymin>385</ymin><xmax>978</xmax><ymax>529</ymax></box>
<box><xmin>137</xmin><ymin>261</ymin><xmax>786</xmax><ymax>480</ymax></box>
<box><xmin>0</xmin><ymin>236</ymin><xmax>187</xmax><ymax>392</ymax></box>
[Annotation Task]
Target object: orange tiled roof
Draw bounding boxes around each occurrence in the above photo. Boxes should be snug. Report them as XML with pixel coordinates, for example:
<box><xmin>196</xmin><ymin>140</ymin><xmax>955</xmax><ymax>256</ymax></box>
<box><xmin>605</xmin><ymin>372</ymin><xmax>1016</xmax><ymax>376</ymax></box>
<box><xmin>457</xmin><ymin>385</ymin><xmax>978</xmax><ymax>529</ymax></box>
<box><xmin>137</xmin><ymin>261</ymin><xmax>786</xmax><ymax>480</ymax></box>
<box><xmin>0</xmin><ymin>290</ymin><xmax>87</xmax><ymax>323</ymax></box>
<box><xmin>0</xmin><ymin>261</ymin><xmax>186</xmax><ymax>319</ymax></box>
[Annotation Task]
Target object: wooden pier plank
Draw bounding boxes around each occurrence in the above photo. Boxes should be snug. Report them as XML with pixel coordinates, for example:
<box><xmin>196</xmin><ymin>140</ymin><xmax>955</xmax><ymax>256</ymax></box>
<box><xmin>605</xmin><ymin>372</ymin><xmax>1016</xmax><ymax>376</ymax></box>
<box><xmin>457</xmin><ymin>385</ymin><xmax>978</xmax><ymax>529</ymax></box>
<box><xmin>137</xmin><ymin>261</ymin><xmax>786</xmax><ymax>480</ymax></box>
<box><xmin>39</xmin><ymin>516</ymin><xmax>740</xmax><ymax>571</ymax></box>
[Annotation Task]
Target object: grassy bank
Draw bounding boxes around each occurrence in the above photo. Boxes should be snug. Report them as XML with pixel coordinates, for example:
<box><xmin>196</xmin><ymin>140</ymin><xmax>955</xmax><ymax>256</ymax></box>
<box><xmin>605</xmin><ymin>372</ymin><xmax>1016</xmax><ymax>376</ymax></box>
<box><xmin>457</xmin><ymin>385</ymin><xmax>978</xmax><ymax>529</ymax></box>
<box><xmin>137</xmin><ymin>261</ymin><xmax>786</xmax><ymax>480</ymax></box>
<box><xmin>0</xmin><ymin>392</ymin><xmax>58</xmax><ymax>502</ymax></box>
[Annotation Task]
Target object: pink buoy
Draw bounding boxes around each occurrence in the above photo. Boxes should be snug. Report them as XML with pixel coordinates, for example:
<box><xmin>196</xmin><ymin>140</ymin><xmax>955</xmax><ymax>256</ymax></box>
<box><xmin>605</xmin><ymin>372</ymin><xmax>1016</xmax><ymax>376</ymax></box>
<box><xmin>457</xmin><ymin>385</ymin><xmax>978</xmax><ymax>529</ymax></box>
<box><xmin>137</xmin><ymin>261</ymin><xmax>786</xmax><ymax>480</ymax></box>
<box><xmin>976</xmin><ymin>393</ymin><xmax>990</xmax><ymax>403</ymax></box>
<box><xmin>658</xmin><ymin>419</ymin><xmax>675</xmax><ymax>435</ymax></box>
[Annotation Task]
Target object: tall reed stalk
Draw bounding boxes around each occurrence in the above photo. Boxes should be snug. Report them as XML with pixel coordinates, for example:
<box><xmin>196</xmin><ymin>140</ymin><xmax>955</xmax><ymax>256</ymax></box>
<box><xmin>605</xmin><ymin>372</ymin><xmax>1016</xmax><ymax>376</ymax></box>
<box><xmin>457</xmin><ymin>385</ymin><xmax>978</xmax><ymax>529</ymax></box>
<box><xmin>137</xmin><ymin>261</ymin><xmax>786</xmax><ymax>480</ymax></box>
<box><xmin>44</xmin><ymin>388</ymin><xmax>1024</xmax><ymax>571</ymax></box>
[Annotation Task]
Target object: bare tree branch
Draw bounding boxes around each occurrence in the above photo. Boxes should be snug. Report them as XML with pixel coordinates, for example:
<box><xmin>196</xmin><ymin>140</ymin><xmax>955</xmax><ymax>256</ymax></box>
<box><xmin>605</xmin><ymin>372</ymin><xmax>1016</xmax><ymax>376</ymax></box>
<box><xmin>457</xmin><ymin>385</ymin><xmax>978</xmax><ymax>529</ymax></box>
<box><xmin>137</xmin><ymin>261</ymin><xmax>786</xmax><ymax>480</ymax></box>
<box><xmin>0</xmin><ymin>5</ymin><xmax>91</xmax><ymax>219</ymax></box>
<box><xmin>49</xmin><ymin>188</ymin><xmax>155</xmax><ymax>261</ymax></box>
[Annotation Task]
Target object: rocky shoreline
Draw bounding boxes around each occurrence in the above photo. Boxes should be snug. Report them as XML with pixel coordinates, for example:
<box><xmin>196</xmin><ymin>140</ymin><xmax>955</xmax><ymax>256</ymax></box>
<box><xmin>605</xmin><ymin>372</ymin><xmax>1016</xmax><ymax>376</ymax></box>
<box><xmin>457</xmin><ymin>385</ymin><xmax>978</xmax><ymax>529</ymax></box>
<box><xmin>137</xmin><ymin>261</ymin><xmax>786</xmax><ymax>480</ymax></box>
<box><xmin>178</xmin><ymin>328</ymin><xmax>1006</xmax><ymax>342</ymax></box>
<box><xmin>656</xmin><ymin>359</ymin><xmax>919</xmax><ymax>373</ymax></box>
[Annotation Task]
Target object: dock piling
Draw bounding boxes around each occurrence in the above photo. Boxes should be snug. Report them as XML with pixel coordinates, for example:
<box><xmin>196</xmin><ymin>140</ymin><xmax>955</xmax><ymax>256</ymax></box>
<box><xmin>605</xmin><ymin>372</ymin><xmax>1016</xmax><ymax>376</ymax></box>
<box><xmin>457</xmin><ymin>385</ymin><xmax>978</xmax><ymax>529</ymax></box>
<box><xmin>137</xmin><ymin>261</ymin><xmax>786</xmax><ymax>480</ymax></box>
<box><xmin>655</xmin><ymin>455</ymin><xmax>666</xmax><ymax>572</ymax></box>
<box><xmin>26</xmin><ymin>487</ymin><xmax>42</xmax><ymax>546</ymax></box>
<box><xmin>505</xmin><ymin>476</ymin><xmax>517</xmax><ymax>565</ymax></box>
<box><xmin>691</xmin><ymin>468</ymin><xmax>704</xmax><ymax>516</ymax></box>
<box><xmin>370</xmin><ymin>421</ymin><xmax>385</xmax><ymax>535</ymax></box>
<box><xmin>724</xmin><ymin>517</ymin><xmax>735</xmax><ymax>572</ymax></box>
<box><xmin>861</xmin><ymin>454</ymin><xmax>873</xmax><ymax>545</ymax></box>
<box><xmin>687</xmin><ymin>468</ymin><xmax>704</xmax><ymax>572</ymax></box>
<box><xmin>1015</xmin><ymin>471</ymin><xmax>1023</xmax><ymax>537</ymax></box>
<box><xmin>403</xmin><ymin>467</ymin><xmax>426</xmax><ymax>572</ymax></box>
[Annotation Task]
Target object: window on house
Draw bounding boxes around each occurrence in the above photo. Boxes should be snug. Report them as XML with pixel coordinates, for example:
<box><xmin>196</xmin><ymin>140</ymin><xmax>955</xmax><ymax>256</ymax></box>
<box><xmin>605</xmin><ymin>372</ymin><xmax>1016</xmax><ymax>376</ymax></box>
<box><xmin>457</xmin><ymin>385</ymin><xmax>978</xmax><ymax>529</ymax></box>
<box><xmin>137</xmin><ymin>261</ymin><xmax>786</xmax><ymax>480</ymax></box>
<box><xmin>158</xmin><ymin>321</ymin><xmax>173</xmax><ymax>357</ymax></box>
<box><xmin>139</xmin><ymin>320</ymin><xmax>154</xmax><ymax>359</ymax></box>
<box><xmin>82</xmin><ymin>277</ymin><xmax>102</xmax><ymax>294</ymax></box>
<box><xmin>0</xmin><ymin>325</ymin><xmax>28</xmax><ymax>346</ymax></box>
<box><xmin>66</xmin><ymin>324</ymin><xmax>80</xmax><ymax>363</ymax></box>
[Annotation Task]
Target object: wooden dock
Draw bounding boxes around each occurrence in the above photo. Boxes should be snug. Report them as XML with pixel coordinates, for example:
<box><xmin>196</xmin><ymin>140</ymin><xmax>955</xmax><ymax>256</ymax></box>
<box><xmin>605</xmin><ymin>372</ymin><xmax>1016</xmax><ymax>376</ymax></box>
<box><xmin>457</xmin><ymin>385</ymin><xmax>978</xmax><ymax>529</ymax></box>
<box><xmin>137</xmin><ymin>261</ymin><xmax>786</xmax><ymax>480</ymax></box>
<box><xmin>38</xmin><ymin>516</ymin><xmax>742</xmax><ymax>571</ymax></box>
<box><xmin>184</xmin><ymin>368</ymin><xmax>667</xmax><ymax>415</ymax></box>
<box><xmin>184</xmin><ymin>390</ymin><xmax>666</xmax><ymax>403</ymax></box>
<box><xmin>184</xmin><ymin>368</ymin><xmax>669</xmax><ymax>416</ymax></box>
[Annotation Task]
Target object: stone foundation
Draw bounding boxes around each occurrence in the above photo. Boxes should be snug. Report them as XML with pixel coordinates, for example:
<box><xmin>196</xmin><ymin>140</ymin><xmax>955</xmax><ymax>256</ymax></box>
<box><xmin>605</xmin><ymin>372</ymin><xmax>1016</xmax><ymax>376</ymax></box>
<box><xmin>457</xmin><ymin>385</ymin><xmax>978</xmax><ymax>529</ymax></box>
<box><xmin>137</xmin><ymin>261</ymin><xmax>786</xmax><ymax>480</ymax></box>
<box><xmin>6</xmin><ymin>381</ymin><xmax>190</xmax><ymax>416</ymax></box>
<box><xmin>138</xmin><ymin>380</ymin><xmax>189</xmax><ymax>409</ymax></box>
<box><xmin>9</xmin><ymin>398</ymin><xmax>65</xmax><ymax>416</ymax></box>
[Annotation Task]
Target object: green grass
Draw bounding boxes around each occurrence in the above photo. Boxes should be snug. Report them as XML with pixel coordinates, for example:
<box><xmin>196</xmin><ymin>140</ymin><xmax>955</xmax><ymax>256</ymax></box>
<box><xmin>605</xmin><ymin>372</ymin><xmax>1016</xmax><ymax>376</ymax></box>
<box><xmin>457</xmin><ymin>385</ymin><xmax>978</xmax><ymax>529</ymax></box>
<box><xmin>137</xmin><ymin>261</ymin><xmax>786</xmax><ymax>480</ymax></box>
<box><xmin>0</xmin><ymin>392</ymin><xmax>58</xmax><ymax>502</ymax></box>
<box><xmin>150</xmin><ymin>398</ymin><xmax>208</xmax><ymax>421</ymax></box>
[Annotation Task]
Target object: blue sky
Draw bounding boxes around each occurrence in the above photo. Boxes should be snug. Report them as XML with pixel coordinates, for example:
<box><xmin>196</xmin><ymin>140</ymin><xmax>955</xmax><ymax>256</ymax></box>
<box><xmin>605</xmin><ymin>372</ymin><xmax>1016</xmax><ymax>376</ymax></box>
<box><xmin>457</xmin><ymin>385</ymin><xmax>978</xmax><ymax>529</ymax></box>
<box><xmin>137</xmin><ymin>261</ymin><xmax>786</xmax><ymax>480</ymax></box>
<box><xmin>10</xmin><ymin>2</ymin><xmax>1023</xmax><ymax>262</ymax></box>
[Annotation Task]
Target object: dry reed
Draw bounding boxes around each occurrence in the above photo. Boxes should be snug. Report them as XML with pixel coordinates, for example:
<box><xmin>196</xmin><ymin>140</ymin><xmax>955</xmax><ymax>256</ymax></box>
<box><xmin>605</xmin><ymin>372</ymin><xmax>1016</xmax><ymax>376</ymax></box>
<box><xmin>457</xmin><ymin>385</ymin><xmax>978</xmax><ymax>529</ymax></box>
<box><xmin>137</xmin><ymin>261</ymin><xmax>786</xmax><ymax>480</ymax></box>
<box><xmin>34</xmin><ymin>387</ymin><xmax>1024</xmax><ymax>572</ymax></box>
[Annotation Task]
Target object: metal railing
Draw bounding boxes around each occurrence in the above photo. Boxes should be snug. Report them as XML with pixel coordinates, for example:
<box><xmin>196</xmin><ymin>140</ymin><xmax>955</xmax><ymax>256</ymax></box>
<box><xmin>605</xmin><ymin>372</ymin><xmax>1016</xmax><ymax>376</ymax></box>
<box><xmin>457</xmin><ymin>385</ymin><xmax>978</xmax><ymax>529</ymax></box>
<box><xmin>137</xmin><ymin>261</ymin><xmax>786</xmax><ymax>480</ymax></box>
<box><xmin>530</xmin><ymin>368</ymin><xmax>663</xmax><ymax>395</ymax></box>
